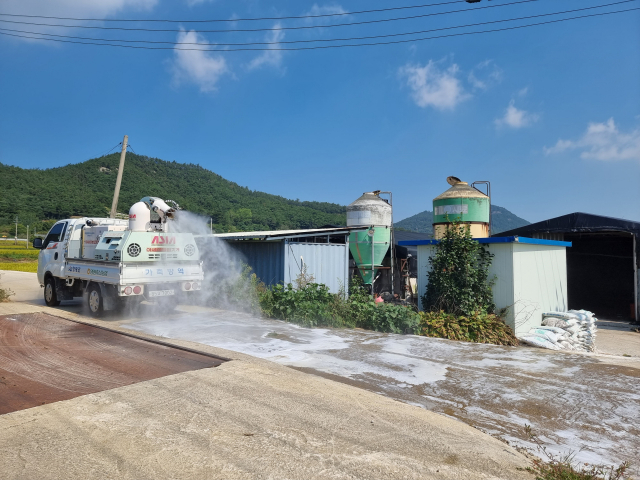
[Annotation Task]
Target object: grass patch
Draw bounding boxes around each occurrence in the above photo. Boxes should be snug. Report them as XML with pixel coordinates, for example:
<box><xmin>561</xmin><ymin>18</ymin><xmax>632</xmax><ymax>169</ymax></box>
<box><xmin>0</xmin><ymin>249</ymin><xmax>40</xmax><ymax>261</ymax></box>
<box><xmin>0</xmin><ymin>261</ymin><xmax>38</xmax><ymax>273</ymax></box>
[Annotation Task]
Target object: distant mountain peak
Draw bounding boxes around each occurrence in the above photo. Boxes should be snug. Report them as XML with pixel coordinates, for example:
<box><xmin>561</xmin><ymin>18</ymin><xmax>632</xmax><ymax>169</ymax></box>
<box><xmin>394</xmin><ymin>205</ymin><xmax>530</xmax><ymax>235</ymax></box>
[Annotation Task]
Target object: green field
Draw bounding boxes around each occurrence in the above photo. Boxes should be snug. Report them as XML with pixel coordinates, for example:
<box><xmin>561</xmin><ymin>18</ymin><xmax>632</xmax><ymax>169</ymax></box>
<box><xmin>0</xmin><ymin>243</ymin><xmax>39</xmax><ymax>272</ymax></box>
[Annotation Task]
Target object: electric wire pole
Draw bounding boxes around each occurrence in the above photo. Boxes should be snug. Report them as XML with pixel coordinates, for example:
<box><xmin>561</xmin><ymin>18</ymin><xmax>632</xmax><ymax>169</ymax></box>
<box><xmin>110</xmin><ymin>135</ymin><xmax>128</xmax><ymax>218</ymax></box>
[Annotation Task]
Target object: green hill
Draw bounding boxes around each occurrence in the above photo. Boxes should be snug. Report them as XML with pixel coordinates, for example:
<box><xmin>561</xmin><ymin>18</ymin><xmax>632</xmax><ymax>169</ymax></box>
<box><xmin>395</xmin><ymin>205</ymin><xmax>530</xmax><ymax>236</ymax></box>
<box><xmin>0</xmin><ymin>154</ymin><xmax>346</xmax><ymax>235</ymax></box>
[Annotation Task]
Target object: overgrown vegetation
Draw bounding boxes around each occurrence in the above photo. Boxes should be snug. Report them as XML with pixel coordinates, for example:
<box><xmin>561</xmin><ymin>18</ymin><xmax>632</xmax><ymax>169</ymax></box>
<box><xmin>422</xmin><ymin>221</ymin><xmax>496</xmax><ymax>316</ymax></box>
<box><xmin>258</xmin><ymin>276</ymin><xmax>420</xmax><ymax>334</ymax></box>
<box><xmin>418</xmin><ymin>310</ymin><xmax>518</xmax><ymax>346</ymax></box>
<box><xmin>0</xmin><ymin>154</ymin><xmax>347</xmax><ymax>235</ymax></box>
<box><xmin>414</xmin><ymin>221</ymin><xmax>518</xmax><ymax>345</ymax></box>
<box><xmin>522</xmin><ymin>425</ymin><xmax>633</xmax><ymax>480</ymax></box>
<box><xmin>0</xmin><ymin>273</ymin><xmax>14</xmax><ymax>302</ymax></box>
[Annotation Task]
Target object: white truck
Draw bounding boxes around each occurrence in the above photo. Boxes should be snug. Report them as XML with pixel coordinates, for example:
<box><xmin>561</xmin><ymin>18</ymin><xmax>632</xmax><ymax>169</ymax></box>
<box><xmin>34</xmin><ymin>197</ymin><xmax>204</xmax><ymax>317</ymax></box>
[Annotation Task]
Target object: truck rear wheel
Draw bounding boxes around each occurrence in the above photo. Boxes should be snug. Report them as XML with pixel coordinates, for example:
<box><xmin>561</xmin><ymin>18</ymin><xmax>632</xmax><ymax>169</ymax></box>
<box><xmin>87</xmin><ymin>284</ymin><xmax>104</xmax><ymax>317</ymax></box>
<box><xmin>44</xmin><ymin>276</ymin><xmax>61</xmax><ymax>307</ymax></box>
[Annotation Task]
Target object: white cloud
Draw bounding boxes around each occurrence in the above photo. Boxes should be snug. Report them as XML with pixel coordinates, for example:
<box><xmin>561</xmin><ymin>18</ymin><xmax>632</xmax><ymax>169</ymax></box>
<box><xmin>399</xmin><ymin>60</ymin><xmax>470</xmax><ymax>111</ymax></box>
<box><xmin>467</xmin><ymin>60</ymin><xmax>503</xmax><ymax>90</ymax></box>
<box><xmin>170</xmin><ymin>30</ymin><xmax>229</xmax><ymax>92</ymax></box>
<box><xmin>304</xmin><ymin>4</ymin><xmax>348</xmax><ymax>25</ymax></box>
<box><xmin>544</xmin><ymin>118</ymin><xmax>640</xmax><ymax>162</ymax></box>
<box><xmin>495</xmin><ymin>100</ymin><xmax>539</xmax><ymax>129</ymax></box>
<box><xmin>1</xmin><ymin>0</ymin><xmax>157</xmax><ymax>40</ymax></box>
<box><xmin>246</xmin><ymin>24</ymin><xmax>285</xmax><ymax>71</ymax></box>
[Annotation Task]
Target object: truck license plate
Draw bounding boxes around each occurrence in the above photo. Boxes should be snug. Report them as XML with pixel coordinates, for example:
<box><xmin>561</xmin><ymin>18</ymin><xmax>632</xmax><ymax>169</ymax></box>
<box><xmin>149</xmin><ymin>289</ymin><xmax>175</xmax><ymax>298</ymax></box>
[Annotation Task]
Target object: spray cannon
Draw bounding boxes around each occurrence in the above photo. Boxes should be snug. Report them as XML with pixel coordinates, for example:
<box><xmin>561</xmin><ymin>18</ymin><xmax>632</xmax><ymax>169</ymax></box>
<box><xmin>142</xmin><ymin>197</ymin><xmax>179</xmax><ymax>220</ymax></box>
<box><xmin>129</xmin><ymin>197</ymin><xmax>181</xmax><ymax>232</ymax></box>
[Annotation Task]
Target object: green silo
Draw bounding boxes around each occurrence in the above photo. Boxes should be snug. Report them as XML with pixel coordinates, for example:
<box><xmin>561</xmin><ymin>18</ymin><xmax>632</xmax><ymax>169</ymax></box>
<box><xmin>433</xmin><ymin>177</ymin><xmax>490</xmax><ymax>239</ymax></box>
<box><xmin>347</xmin><ymin>192</ymin><xmax>392</xmax><ymax>285</ymax></box>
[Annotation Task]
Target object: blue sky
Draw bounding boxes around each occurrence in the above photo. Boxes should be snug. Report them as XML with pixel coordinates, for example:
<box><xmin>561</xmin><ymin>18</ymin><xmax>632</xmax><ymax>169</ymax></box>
<box><xmin>0</xmin><ymin>0</ymin><xmax>639</xmax><ymax>223</ymax></box>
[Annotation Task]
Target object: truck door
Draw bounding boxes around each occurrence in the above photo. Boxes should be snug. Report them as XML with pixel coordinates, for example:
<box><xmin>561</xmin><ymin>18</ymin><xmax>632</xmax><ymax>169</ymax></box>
<box><xmin>38</xmin><ymin>221</ymin><xmax>68</xmax><ymax>284</ymax></box>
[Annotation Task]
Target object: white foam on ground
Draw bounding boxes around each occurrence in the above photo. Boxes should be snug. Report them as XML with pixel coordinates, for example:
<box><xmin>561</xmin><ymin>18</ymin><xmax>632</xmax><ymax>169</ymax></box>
<box><xmin>123</xmin><ymin>311</ymin><xmax>640</xmax><ymax>468</ymax></box>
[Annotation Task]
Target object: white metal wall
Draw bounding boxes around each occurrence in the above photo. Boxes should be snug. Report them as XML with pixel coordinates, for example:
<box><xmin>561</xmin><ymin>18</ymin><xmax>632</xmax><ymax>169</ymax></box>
<box><xmin>511</xmin><ymin>243</ymin><xmax>568</xmax><ymax>334</ymax></box>
<box><xmin>417</xmin><ymin>242</ymin><xmax>568</xmax><ymax>336</ymax></box>
<box><xmin>284</xmin><ymin>242</ymin><xmax>349</xmax><ymax>294</ymax></box>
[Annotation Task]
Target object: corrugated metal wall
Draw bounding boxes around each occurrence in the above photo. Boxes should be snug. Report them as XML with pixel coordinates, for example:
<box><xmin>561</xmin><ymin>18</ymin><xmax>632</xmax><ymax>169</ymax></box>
<box><xmin>284</xmin><ymin>242</ymin><xmax>349</xmax><ymax>294</ymax></box>
<box><xmin>227</xmin><ymin>241</ymin><xmax>285</xmax><ymax>287</ymax></box>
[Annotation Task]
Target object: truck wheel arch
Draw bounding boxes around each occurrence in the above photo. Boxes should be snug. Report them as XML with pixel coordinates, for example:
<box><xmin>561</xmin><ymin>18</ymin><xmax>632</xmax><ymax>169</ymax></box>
<box><xmin>87</xmin><ymin>282</ymin><xmax>119</xmax><ymax>312</ymax></box>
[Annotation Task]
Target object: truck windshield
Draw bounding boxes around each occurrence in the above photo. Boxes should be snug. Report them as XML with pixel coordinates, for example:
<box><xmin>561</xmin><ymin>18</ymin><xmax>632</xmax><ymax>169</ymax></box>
<box><xmin>43</xmin><ymin>222</ymin><xmax>67</xmax><ymax>249</ymax></box>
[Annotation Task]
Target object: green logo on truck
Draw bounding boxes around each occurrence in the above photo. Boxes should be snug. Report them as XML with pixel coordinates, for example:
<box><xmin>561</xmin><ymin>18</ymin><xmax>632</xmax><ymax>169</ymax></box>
<box><xmin>86</xmin><ymin>268</ymin><xmax>109</xmax><ymax>277</ymax></box>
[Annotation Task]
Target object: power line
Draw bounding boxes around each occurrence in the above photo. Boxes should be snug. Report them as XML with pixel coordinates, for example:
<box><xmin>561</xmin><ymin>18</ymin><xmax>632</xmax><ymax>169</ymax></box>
<box><xmin>0</xmin><ymin>7</ymin><xmax>635</xmax><ymax>51</ymax></box>
<box><xmin>0</xmin><ymin>0</ymin><xmax>539</xmax><ymax>34</ymax></box>
<box><xmin>0</xmin><ymin>1</ymin><xmax>632</xmax><ymax>47</ymax></box>
<box><xmin>99</xmin><ymin>142</ymin><xmax>122</xmax><ymax>157</ymax></box>
<box><xmin>0</xmin><ymin>0</ymin><xmax>464</xmax><ymax>23</ymax></box>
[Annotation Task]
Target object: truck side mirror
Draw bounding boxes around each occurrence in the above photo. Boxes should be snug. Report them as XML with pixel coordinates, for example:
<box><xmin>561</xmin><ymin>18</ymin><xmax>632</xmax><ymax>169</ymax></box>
<box><xmin>33</xmin><ymin>238</ymin><xmax>43</xmax><ymax>249</ymax></box>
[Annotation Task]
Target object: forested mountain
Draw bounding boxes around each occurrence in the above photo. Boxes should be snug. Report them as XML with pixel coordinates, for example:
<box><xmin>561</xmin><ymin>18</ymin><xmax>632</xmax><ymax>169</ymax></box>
<box><xmin>395</xmin><ymin>205</ymin><xmax>530</xmax><ymax>236</ymax></box>
<box><xmin>0</xmin><ymin>154</ymin><xmax>346</xmax><ymax>234</ymax></box>
<box><xmin>0</xmin><ymin>154</ymin><xmax>531</xmax><ymax>237</ymax></box>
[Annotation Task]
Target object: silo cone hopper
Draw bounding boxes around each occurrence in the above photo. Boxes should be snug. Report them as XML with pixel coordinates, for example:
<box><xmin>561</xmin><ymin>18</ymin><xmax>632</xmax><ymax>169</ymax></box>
<box><xmin>346</xmin><ymin>191</ymin><xmax>392</xmax><ymax>285</ymax></box>
<box><xmin>349</xmin><ymin>227</ymin><xmax>391</xmax><ymax>284</ymax></box>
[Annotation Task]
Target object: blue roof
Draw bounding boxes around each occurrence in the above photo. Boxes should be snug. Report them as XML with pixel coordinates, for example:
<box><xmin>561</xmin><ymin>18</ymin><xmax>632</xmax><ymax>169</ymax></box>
<box><xmin>398</xmin><ymin>236</ymin><xmax>572</xmax><ymax>247</ymax></box>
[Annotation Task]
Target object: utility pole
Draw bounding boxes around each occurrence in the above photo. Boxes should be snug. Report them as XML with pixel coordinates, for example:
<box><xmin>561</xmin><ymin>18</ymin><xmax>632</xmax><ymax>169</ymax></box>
<box><xmin>110</xmin><ymin>135</ymin><xmax>129</xmax><ymax>218</ymax></box>
<box><xmin>26</xmin><ymin>226</ymin><xmax>29</xmax><ymax>249</ymax></box>
<box><xmin>14</xmin><ymin>216</ymin><xmax>18</xmax><ymax>244</ymax></box>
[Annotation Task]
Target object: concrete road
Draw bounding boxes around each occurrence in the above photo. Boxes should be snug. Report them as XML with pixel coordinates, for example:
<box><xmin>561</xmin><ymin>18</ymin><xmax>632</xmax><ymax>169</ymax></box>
<box><xmin>0</xmin><ymin>271</ymin><xmax>533</xmax><ymax>480</ymax></box>
<box><xmin>121</xmin><ymin>307</ymin><xmax>640</xmax><ymax>468</ymax></box>
<box><xmin>3</xmin><ymin>271</ymin><xmax>640</xmax><ymax>476</ymax></box>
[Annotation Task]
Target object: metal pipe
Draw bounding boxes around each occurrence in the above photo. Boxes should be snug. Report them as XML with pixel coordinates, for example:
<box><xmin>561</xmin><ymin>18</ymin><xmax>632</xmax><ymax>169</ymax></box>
<box><xmin>634</xmin><ymin>233</ymin><xmax>638</xmax><ymax>322</ymax></box>
<box><xmin>471</xmin><ymin>181</ymin><xmax>491</xmax><ymax>236</ymax></box>
<box><xmin>374</xmin><ymin>191</ymin><xmax>395</xmax><ymax>296</ymax></box>
<box><xmin>371</xmin><ymin>225</ymin><xmax>375</xmax><ymax>298</ymax></box>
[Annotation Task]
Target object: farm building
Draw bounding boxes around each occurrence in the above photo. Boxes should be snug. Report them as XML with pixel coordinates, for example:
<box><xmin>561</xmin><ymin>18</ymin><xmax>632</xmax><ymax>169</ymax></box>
<box><xmin>499</xmin><ymin>213</ymin><xmax>639</xmax><ymax>322</ymax></box>
<box><xmin>398</xmin><ymin>236</ymin><xmax>571</xmax><ymax>336</ymax></box>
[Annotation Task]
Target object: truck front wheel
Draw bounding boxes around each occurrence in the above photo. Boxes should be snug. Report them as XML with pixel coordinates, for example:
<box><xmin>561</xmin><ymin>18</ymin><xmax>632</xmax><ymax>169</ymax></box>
<box><xmin>87</xmin><ymin>284</ymin><xmax>104</xmax><ymax>317</ymax></box>
<box><xmin>44</xmin><ymin>276</ymin><xmax>61</xmax><ymax>307</ymax></box>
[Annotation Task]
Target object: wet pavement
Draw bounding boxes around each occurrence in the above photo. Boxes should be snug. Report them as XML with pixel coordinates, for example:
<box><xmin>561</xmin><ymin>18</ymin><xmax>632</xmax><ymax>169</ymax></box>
<box><xmin>120</xmin><ymin>308</ymin><xmax>640</xmax><ymax>468</ymax></box>
<box><xmin>0</xmin><ymin>312</ymin><xmax>224</xmax><ymax>414</ymax></box>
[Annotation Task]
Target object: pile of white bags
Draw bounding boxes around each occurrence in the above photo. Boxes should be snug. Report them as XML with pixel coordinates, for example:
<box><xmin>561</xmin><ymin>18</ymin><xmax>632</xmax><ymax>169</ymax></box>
<box><xmin>518</xmin><ymin>310</ymin><xmax>597</xmax><ymax>352</ymax></box>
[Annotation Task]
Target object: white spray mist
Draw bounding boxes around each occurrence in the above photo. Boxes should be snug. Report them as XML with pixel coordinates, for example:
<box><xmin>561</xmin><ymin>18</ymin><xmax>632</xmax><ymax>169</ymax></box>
<box><xmin>171</xmin><ymin>210</ymin><xmax>259</xmax><ymax>313</ymax></box>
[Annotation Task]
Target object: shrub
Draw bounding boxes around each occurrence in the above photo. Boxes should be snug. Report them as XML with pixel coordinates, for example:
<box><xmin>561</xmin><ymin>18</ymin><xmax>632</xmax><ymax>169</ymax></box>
<box><xmin>418</xmin><ymin>310</ymin><xmax>519</xmax><ymax>346</ymax></box>
<box><xmin>0</xmin><ymin>273</ymin><xmax>14</xmax><ymax>302</ymax></box>
<box><xmin>258</xmin><ymin>278</ymin><xmax>420</xmax><ymax>334</ymax></box>
<box><xmin>422</xmin><ymin>220</ymin><xmax>495</xmax><ymax>316</ymax></box>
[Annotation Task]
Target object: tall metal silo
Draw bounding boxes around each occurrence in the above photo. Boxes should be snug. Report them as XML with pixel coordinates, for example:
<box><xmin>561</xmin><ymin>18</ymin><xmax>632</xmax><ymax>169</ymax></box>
<box><xmin>347</xmin><ymin>191</ymin><xmax>392</xmax><ymax>285</ymax></box>
<box><xmin>433</xmin><ymin>177</ymin><xmax>490</xmax><ymax>239</ymax></box>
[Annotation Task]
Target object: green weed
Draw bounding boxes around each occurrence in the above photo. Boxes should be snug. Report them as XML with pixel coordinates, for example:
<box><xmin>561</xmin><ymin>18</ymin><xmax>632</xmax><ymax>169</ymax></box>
<box><xmin>523</xmin><ymin>425</ymin><xmax>633</xmax><ymax>480</ymax></box>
